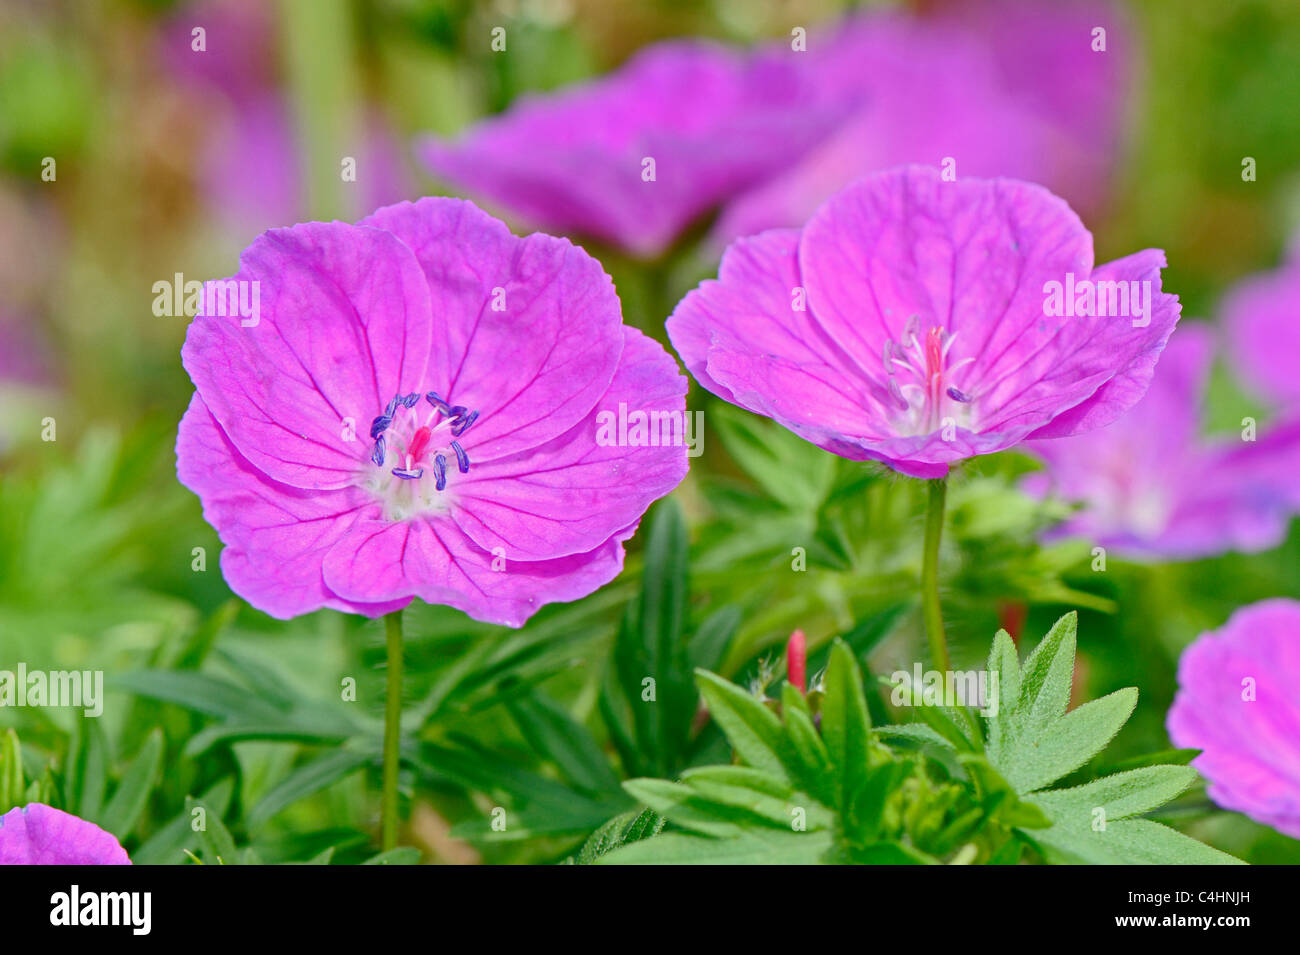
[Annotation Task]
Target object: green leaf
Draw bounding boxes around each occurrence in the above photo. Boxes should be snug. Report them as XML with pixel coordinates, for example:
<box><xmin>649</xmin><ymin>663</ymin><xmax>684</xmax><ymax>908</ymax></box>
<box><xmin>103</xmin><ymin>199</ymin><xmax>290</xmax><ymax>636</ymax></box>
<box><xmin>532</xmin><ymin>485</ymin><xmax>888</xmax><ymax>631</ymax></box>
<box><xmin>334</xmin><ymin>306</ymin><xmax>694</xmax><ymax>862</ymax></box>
<box><xmin>362</xmin><ymin>847</ymin><xmax>422</xmax><ymax>865</ymax></box>
<box><xmin>110</xmin><ymin>670</ymin><xmax>285</xmax><ymax>722</ymax></box>
<box><xmin>247</xmin><ymin>749</ymin><xmax>372</xmax><ymax>831</ymax></box>
<box><xmin>0</xmin><ymin>729</ymin><xmax>24</xmax><ymax>812</ymax></box>
<box><xmin>1033</xmin><ymin>818</ymin><xmax>1244</xmax><ymax>865</ymax></box>
<box><xmin>999</xmin><ymin>688</ymin><xmax>1138</xmax><ymax>793</ymax></box>
<box><xmin>598</xmin><ymin>827</ymin><xmax>833</xmax><ymax>865</ymax></box>
<box><xmin>99</xmin><ymin>729</ymin><xmax>163</xmax><ymax>839</ymax></box>
<box><xmin>1029</xmin><ymin>766</ymin><xmax>1200</xmax><ymax>823</ymax></box>
<box><xmin>575</xmin><ymin>808</ymin><xmax>665</xmax><ymax>865</ymax></box>
<box><xmin>132</xmin><ymin>778</ymin><xmax>234</xmax><ymax>865</ymax></box>
<box><xmin>820</xmin><ymin>640</ymin><xmax>872</xmax><ymax>809</ymax></box>
<box><xmin>695</xmin><ymin>670</ymin><xmax>790</xmax><ymax>782</ymax></box>
<box><xmin>187</xmin><ymin>795</ymin><xmax>239</xmax><ymax>865</ymax></box>
<box><xmin>505</xmin><ymin>690</ymin><xmax>620</xmax><ymax>795</ymax></box>
<box><xmin>1014</xmin><ymin>612</ymin><xmax>1078</xmax><ymax>739</ymax></box>
<box><xmin>66</xmin><ymin>718</ymin><xmax>108</xmax><ymax>822</ymax></box>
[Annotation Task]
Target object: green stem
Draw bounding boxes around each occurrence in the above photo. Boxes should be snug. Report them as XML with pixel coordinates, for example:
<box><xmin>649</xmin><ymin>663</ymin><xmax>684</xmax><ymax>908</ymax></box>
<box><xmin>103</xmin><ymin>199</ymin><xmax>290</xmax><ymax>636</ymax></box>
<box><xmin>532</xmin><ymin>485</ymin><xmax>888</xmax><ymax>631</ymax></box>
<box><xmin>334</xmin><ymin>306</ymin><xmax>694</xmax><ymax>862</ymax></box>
<box><xmin>381</xmin><ymin>610</ymin><xmax>404</xmax><ymax>852</ymax></box>
<box><xmin>921</xmin><ymin>477</ymin><xmax>950</xmax><ymax>672</ymax></box>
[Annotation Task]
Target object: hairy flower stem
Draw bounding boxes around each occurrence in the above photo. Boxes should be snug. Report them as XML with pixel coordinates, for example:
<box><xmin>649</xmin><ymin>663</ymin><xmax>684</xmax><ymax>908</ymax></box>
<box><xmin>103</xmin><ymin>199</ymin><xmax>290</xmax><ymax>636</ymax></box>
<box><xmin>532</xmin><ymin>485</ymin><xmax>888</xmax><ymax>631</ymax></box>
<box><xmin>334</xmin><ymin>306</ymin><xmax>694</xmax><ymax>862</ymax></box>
<box><xmin>921</xmin><ymin>477</ymin><xmax>950</xmax><ymax>671</ymax></box>
<box><xmin>381</xmin><ymin>610</ymin><xmax>404</xmax><ymax>852</ymax></box>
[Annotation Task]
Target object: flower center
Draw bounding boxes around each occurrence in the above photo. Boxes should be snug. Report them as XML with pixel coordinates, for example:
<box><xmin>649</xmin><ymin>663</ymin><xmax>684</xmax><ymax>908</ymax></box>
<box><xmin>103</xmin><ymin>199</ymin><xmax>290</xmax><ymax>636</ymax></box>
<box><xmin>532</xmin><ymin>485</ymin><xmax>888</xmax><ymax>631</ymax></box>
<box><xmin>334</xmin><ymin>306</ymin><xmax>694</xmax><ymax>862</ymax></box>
<box><xmin>363</xmin><ymin>391</ymin><xmax>480</xmax><ymax>520</ymax></box>
<box><xmin>880</xmin><ymin>318</ymin><xmax>974</xmax><ymax>436</ymax></box>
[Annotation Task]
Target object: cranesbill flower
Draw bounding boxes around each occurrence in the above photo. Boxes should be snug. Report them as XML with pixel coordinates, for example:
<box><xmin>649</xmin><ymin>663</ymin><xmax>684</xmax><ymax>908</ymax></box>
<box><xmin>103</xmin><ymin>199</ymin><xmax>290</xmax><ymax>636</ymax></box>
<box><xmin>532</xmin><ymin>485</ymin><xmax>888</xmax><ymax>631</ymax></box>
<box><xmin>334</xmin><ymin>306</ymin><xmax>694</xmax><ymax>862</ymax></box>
<box><xmin>667</xmin><ymin>165</ymin><xmax>1180</xmax><ymax>478</ymax></box>
<box><xmin>1223</xmin><ymin>234</ymin><xmax>1300</xmax><ymax>408</ymax></box>
<box><xmin>0</xmin><ymin>804</ymin><xmax>131</xmax><ymax>865</ymax></box>
<box><xmin>420</xmin><ymin>40</ymin><xmax>847</xmax><ymax>258</ymax></box>
<box><xmin>1022</xmin><ymin>325</ymin><xmax>1300</xmax><ymax>559</ymax></box>
<box><xmin>1167</xmin><ymin>599</ymin><xmax>1300</xmax><ymax>839</ymax></box>
<box><xmin>177</xmin><ymin>198</ymin><xmax>688</xmax><ymax>626</ymax></box>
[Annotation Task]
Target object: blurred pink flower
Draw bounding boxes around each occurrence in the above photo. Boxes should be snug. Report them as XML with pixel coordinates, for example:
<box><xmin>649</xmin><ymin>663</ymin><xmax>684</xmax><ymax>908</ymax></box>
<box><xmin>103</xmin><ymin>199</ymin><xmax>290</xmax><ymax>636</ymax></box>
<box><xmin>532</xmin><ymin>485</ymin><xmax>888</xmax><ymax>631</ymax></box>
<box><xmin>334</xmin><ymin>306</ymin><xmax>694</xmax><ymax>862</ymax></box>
<box><xmin>1024</xmin><ymin>325</ymin><xmax>1300</xmax><ymax>559</ymax></box>
<box><xmin>1168</xmin><ymin>599</ymin><xmax>1300</xmax><ymax>839</ymax></box>
<box><xmin>1223</xmin><ymin>235</ymin><xmax>1300</xmax><ymax>409</ymax></box>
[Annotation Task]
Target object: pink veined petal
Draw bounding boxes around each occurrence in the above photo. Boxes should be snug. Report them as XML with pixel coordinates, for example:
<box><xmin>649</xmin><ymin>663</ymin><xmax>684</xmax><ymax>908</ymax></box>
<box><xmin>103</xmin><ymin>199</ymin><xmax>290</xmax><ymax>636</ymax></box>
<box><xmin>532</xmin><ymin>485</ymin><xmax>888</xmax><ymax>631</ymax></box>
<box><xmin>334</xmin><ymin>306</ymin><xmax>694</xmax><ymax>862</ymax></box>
<box><xmin>321</xmin><ymin>514</ymin><xmax>638</xmax><ymax>628</ymax></box>
<box><xmin>0</xmin><ymin>804</ymin><xmax>131</xmax><ymax>865</ymax></box>
<box><xmin>359</xmin><ymin>199</ymin><xmax>626</xmax><ymax>463</ymax></box>
<box><xmin>667</xmin><ymin>229</ymin><xmax>890</xmax><ymax>459</ymax></box>
<box><xmin>1017</xmin><ymin>249</ymin><xmax>1181</xmax><ymax>440</ymax></box>
<box><xmin>177</xmin><ymin>393</ymin><xmax>407</xmax><ymax>619</ymax></box>
<box><xmin>181</xmin><ymin>220</ymin><xmax>434</xmax><ymax>491</ymax></box>
<box><xmin>451</xmin><ymin>327</ymin><xmax>688</xmax><ymax>560</ymax></box>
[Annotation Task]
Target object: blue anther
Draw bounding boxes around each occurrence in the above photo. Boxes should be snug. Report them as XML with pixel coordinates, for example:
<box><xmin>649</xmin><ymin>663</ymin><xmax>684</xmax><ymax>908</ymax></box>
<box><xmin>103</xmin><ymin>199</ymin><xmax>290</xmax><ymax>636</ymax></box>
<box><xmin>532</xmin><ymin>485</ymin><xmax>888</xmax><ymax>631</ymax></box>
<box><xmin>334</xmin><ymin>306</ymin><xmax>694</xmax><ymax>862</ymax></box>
<box><xmin>448</xmin><ymin>405</ymin><xmax>468</xmax><ymax>420</ymax></box>
<box><xmin>391</xmin><ymin>466</ymin><xmax>423</xmax><ymax>480</ymax></box>
<box><xmin>451</xmin><ymin>440</ymin><xmax>470</xmax><ymax>473</ymax></box>
<box><xmin>946</xmin><ymin>387</ymin><xmax>973</xmax><ymax>403</ymax></box>
<box><xmin>384</xmin><ymin>396</ymin><xmax>399</xmax><ymax>418</ymax></box>
<box><xmin>451</xmin><ymin>409</ymin><xmax>479</xmax><ymax>436</ymax></box>
<box><xmin>425</xmin><ymin>392</ymin><xmax>452</xmax><ymax>415</ymax></box>
<box><xmin>433</xmin><ymin>454</ymin><xmax>447</xmax><ymax>491</ymax></box>
<box><xmin>370</xmin><ymin>414</ymin><xmax>392</xmax><ymax>439</ymax></box>
<box><xmin>371</xmin><ymin>435</ymin><xmax>386</xmax><ymax>466</ymax></box>
<box><xmin>398</xmin><ymin>392</ymin><xmax>420</xmax><ymax>409</ymax></box>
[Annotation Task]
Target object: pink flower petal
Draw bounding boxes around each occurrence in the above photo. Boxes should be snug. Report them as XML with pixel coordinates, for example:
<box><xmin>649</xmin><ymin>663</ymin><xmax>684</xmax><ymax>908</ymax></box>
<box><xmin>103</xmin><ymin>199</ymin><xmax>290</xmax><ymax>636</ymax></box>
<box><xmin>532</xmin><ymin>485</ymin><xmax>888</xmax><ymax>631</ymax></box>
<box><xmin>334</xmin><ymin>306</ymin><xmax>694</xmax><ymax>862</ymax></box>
<box><xmin>182</xmin><ymin>221</ymin><xmax>434</xmax><ymax>490</ymax></box>
<box><xmin>0</xmin><ymin>804</ymin><xmax>131</xmax><ymax>865</ymax></box>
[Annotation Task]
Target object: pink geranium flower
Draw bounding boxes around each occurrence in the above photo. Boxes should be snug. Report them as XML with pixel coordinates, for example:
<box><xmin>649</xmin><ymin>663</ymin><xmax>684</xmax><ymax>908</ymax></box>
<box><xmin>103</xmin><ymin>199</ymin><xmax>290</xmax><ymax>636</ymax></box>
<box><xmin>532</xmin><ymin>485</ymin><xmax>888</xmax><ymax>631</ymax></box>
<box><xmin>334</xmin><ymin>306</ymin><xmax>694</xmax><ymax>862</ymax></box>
<box><xmin>1023</xmin><ymin>326</ymin><xmax>1300</xmax><ymax>559</ymax></box>
<box><xmin>667</xmin><ymin>166</ymin><xmax>1180</xmax><ymax>478</ymax></box>
<box><xmin>177</xmin><ymin>198</ymin><xmax>687</xmax><ymax>626</ymax></box>
<box><xmin>1168</xmin><ymin>599</ymin><xmax>1300</xmax><ymax>839</ymax></box>
<box><xmin>0</xmin><ymin>804</ymin><xmax>131</xmax><ymax>865</ymax></box>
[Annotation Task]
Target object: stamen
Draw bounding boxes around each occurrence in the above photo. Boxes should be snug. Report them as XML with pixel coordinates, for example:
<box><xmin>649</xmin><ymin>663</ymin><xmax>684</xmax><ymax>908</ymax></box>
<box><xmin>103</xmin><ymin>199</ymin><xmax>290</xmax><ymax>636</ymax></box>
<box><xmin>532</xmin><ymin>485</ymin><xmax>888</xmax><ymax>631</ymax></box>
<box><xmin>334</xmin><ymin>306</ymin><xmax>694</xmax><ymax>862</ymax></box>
<box><xmin>385</xmin><ymin>396</ymin><xmax>399</xmax><ymax>418</ymax></box>
<box><xmin>433</xmin><ymin>454</ymin><xmax>447</xmax><ymax>491</ymax></box>
<box><xmin>391</xmin><ymin>465</ymin><xmax>423</xmax><ymax>480</ymax></box>
<box><xmin>371</xmin><ymin>435</ymin><xmax>386</xmax><ymax>466</ymax></box>
<box><xmin>451</xmin><ymin>440</ymin><xmax>470</xmax><ymax>473</ymax></box>
<box><xmin>398</xmin><ymin>392</ymin><xmax>420</xmax><ymax>409</ymax></box>
<box><xmin>887</xmin><ymin>376</ymin><xmax>909</xmax><ymax>410</ymax></box>
<box><xmin>426</xmin><ymin>392</ymin><xmax>452</xmax><ymax>416</ymax></box>
<box><xmin>451</xmin><ymin>410</ymin><xmax>479</xmax><ymax>436</ymax></box>
<box><xmin>370</xmin><ymin>414</ymin><xmax>392</xmax><ymax>439</ymax></box>
<box><xmin>947</xmin><ymin>387</ymin><xmax>973</xmax><ymax>403</ymax></box>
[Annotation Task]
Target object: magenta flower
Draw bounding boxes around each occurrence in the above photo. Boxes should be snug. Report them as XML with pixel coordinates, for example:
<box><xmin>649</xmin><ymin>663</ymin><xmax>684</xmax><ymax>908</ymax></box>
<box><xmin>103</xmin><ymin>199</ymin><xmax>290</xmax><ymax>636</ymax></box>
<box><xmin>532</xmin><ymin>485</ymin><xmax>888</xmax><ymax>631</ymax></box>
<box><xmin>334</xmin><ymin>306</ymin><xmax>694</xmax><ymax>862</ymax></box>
<box><xmin>177</xmin><ymin>198</ymin><xmax>688</xmax><ymax>626</ymax></box>
<box><xmin>1223</xmin><ymin>235</ymin><xmax>1300</xmax><ymax>409</ymax></box>
<box><xmin>0</xmin><ymin>804</ymin><xmax>131</xmax><ymax>865</ymax></box>
<box><xmin>1167</xmin><ymin>599</ymin><xmax>1300</xmax><ymax>839</ymax></box>
<box><xmin>421</xmin><ymin>2</ymin><xmax>1125</xmax><ymax>257</ymax></box>
<box><xmin>1022</xmin><ymin>325</ymin><xmax>1300</xmax><ymax>559</ymax></box>
<box><xmin>667</xmin><ymin>165</ymin><xmax>1180</xmax><ymax>478</ymax></box>
<box><xmin>420</xmin><ymin>40</ymin><xmax>846</xmax><ymax>258</ymax></box>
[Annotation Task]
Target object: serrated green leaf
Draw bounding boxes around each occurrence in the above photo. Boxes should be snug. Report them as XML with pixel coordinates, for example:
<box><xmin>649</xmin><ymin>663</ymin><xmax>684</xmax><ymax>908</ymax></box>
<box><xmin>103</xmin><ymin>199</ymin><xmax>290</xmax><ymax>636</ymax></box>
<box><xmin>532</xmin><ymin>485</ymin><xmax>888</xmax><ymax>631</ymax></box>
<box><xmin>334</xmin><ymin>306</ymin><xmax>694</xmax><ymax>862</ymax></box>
<box><xmin>999</xmin><ymin>687</ymin><xmax>1138</xmax><ymax>793</ymax></box>
<box><xmin>1014</xmin><ymin>611</ymin><xmax>1078</xmax><ymax>736</ymax></box>
<box><xmin>984</xmin><ymin>629</ymin><xmax>1020</xmax><ymax>760</ymax></box>
<box><xmin>695</xmin><ymin>670</ymin><xmax>790</xmax><ymax>782</ymax></box>
<box><xmin>781</xmin><ymin>685</ymin><xmax>835</xmax><ymax>803</ymax></box>
<box><xmin>1033</xmin><ymin>818</ymin><xmax>1243</xmax><ymax>865</ymax></box>
<box><xmin>1030</xmin><ymin>765</ymin><xmax>1200</xmax><ymax>823</ymax></box>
